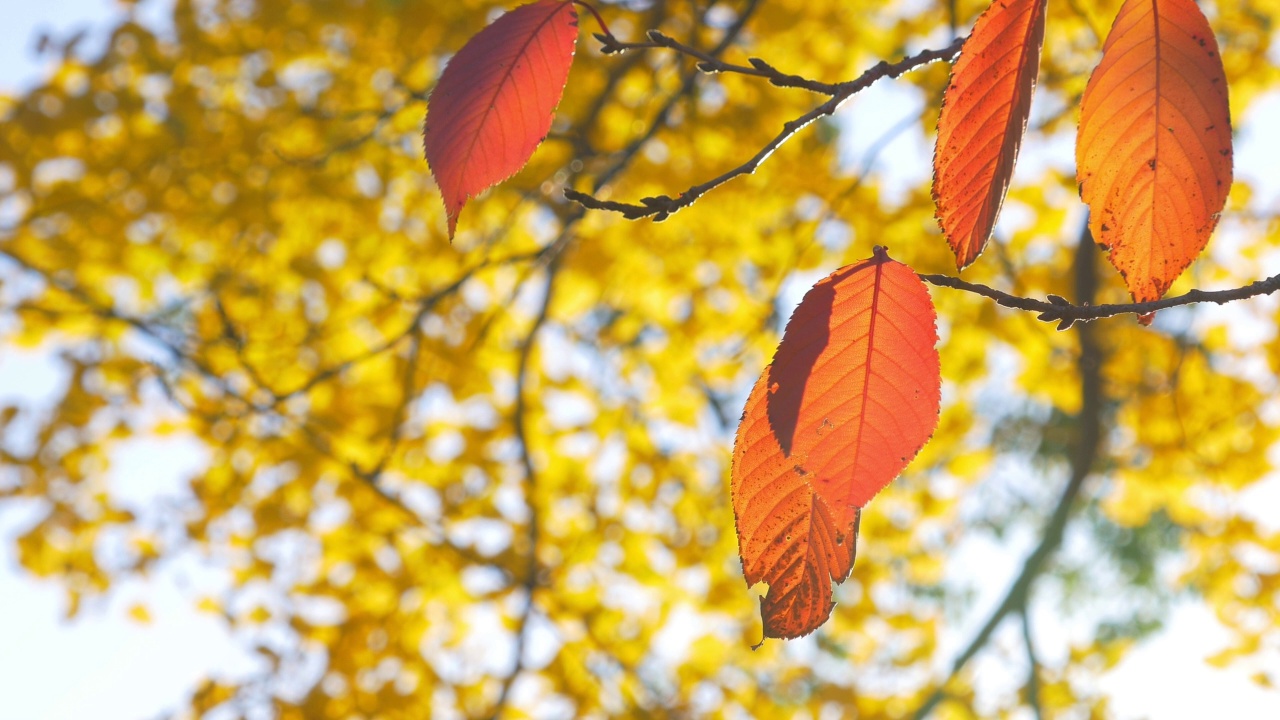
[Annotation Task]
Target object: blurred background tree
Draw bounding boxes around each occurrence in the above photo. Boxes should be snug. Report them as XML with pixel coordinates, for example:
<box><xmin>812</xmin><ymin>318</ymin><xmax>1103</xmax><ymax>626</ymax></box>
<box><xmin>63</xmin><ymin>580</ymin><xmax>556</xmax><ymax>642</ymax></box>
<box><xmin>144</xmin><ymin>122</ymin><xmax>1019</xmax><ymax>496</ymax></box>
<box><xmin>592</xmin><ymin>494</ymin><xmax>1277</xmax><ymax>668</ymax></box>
<box><xmin>3</xmin><ymin>0</ymin><xmax>1280</xmax><ymax>717</ymax></box>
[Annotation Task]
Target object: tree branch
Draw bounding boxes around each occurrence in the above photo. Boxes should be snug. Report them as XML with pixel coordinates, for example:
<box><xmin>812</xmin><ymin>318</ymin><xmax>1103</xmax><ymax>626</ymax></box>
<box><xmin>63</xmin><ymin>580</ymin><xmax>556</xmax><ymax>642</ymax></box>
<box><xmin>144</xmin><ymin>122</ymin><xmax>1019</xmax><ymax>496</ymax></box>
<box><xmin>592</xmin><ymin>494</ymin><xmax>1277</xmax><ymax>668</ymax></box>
<box><xmin>574</xmin><ymin>16</ymin><xmax>1280</xmax><ymax>326</ymax></box>
<box><xmin>919</xmin><ymin>268</ymin><xmax>1280</xmax><ymax>328</ymax></box>
<box><xmin>487</xmin><ymin>251</ymin><xmax>563</xmax><ymax>720</ymax></box>
<box><xmin>1021</xmin><ymin>608</ymin><xmax>1044</xmax><ymax>720</ymax></box>
<box><xmin>566</xmin><ymin>37</ymin><xmax>966</xmax><ymax>221</ymax></box>
<box><xmin>594</xmin><ymin>29</ymin><xmax>845</xmax><ymax>94</ymax></box>
<box><xmin>909</xmin><ymin>222</ymin><xmax>1105</xmax><ymax>719</ymax></box>
<box><xmin>0</xmin><ymin>244</ymin><xmax>517</xmax><ymax>570</ymax></box>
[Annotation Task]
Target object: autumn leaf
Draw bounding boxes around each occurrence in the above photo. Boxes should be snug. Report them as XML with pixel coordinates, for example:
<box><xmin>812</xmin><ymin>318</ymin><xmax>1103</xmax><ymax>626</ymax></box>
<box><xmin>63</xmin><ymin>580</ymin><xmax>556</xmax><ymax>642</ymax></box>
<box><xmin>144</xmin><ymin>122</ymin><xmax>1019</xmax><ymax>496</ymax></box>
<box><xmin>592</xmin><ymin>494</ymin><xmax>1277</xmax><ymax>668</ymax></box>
<box><xmin>933</xmin><ymin>0</ymin><xmax>1047</xmax><ymax>269</ymax></box>
<box><xmin>1077</xmin><ymin>0</ymin><xmax>1232</xmax><ymax>307</ymax></box>
<box><xmin>733</xmin><ymin>248</ymin><xmax>941</xmax><ymax>641</ymax></box>
<box><xmin>733</xmin><ymin>386</ymin><xmax>860</xmax><ymax>642</ymax></box>
<box><xmin>423</xmin><ymin>0</ymin><xmax>580</xmax><ymax>239</ymax></box>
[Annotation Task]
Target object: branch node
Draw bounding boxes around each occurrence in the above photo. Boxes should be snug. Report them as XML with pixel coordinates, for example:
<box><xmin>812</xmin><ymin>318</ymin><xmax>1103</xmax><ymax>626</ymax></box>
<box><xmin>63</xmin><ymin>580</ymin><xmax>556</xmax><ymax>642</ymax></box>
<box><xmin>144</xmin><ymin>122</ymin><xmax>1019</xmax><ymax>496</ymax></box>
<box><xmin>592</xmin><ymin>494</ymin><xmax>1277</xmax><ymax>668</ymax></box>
<box><xmin>640</xmin><ymin>195</ymin><xmax>673</xmax><ymax>209</ymax></box>
<box><xmin>594</xmin><ymin>32</ymin><xmax>623</xmax><ymax>54</ymax></box>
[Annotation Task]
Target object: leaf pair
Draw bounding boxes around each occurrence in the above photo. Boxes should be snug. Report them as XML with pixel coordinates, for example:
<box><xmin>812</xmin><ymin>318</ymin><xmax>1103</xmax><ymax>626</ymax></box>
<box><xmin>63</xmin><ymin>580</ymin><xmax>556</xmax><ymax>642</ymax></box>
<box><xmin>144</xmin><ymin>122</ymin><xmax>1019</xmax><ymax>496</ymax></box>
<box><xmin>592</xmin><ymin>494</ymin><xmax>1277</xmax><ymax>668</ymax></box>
<box><xmin>934</xmin><ymin>0</ymin><xmax>1232</xmax><ymax>309</ymax></box>
<box><xmin>423</xmin><ymin>0</ymin><xmax>580</xmax><ymax>240</ymax></box>
<box><xmin>732</xmin><ymin>250</ymin><xmax>941</xmax><ymax>641</ymax></box>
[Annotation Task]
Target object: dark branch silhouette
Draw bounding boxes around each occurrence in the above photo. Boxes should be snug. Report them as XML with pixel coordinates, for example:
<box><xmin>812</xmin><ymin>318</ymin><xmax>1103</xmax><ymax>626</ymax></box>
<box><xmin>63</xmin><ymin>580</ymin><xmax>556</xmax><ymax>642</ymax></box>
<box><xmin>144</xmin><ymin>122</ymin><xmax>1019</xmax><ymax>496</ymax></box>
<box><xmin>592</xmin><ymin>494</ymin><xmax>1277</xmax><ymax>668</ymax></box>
<box><xmin>919</xmin><ymin>269</ymin><xmax>1280</xmax><ymax>326</ymax></box>
<box><xmin>564</xmin><ymin>20</ymin><xmax>1280</xmax><ymax>327</ymax></box>
<box><xmin>565</xmin><ymin>38</ymin><xmax>966</xmax><ymax>221</ymax></box>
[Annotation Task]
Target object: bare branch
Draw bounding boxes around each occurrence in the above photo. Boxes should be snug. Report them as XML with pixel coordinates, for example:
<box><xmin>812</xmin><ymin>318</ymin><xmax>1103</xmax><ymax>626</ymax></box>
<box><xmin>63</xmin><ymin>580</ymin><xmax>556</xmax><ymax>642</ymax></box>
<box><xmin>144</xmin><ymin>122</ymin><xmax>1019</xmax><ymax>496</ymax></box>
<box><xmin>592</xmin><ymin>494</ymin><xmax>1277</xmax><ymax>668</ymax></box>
<box><xmin>566</xmin><ymin>37</ymin><xmax>966</xmax><ymax>221</ymax></box>
<box><xmin>594</xmin><ymin>29</ymin><xmax>844</xmax><ymax>94</ymax></box>
<box><xmin>909</xmin><ymin>222</ymin><xmax>1105</xmax><ymax>720</ymax></box>
<box><xmin>919</xmin><ymin>267</ymin><xmax>1280</xmax><ymax>327</ymax></box>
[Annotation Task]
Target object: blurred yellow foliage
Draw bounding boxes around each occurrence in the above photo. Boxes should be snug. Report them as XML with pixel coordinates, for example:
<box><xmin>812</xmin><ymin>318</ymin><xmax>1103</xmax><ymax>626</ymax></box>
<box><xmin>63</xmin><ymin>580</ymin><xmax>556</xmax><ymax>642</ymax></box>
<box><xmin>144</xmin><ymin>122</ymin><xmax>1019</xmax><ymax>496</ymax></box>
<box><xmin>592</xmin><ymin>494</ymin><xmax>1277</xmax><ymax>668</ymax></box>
<box><xmin>3</xmin><ymin>0</ymin><xmax>1280</xmax><ymax>717</ymax></box>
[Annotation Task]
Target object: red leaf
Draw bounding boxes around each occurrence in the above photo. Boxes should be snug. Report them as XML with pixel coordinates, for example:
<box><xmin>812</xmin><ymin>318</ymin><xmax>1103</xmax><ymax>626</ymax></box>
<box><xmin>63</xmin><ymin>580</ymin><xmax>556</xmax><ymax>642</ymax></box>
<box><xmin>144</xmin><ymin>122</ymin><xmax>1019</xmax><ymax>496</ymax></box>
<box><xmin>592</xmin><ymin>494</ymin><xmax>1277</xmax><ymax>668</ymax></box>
<box><xmin>934</xmin><ymin>0</ymin><xmax>1047</xmax><ymax>269</ymax></box>
<box><xmin>733</xmin><ymin>382</ymin><xmax>860</xmax><ymax>641</ymax></box>
<box><xmin>732</xmin><ymin>248</ymin><xmax>941</xmax><ymax>641</ymax></box>
<box><xmin>1077</xmin><ymin>0</ymin><xmax>1232</xmax><ymax>308</ymax></box>
<box><xmin>424</xmin><ymin>0</ymin><xmax>579</xmax><ymax>239</ymax></box>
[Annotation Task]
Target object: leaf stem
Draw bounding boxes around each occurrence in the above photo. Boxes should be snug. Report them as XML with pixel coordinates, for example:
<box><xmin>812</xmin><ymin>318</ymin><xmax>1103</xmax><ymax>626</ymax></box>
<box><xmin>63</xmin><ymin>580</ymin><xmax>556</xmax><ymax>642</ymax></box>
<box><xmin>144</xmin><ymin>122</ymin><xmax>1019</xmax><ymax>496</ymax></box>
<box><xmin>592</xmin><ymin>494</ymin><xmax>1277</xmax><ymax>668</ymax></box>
<box><xmin>570</xmin><ymin>0</ymin><xmax>614</xmax><ymax>40</ymax></box>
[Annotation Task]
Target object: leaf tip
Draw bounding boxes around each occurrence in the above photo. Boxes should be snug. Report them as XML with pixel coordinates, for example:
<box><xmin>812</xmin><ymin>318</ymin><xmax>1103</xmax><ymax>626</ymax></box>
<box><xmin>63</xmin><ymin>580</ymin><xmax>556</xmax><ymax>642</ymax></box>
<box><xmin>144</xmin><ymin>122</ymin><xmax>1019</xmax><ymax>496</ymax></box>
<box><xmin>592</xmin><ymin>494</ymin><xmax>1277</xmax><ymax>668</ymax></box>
<box><xmin>446</xmin><ymin>206</ymin><xmax>461</xmax><ymax>241</ymax></box>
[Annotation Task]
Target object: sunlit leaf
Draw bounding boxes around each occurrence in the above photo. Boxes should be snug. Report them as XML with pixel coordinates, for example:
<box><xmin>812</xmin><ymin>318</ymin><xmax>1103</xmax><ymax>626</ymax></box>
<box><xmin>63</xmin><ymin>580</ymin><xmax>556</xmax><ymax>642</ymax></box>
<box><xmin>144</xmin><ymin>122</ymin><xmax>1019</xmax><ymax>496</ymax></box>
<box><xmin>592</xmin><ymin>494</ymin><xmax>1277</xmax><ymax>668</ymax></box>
<box><xmin>733</xmin><ymin>369</ymin><xmax>862</xmax><ymax>641</ymax></box>
<box><xmin>1077</xmin><ymin>0</ymin><xmax>1232</xmax><ymax>307</ymax></box>
<box><xmin>423</xmin><ymin>0</ymin><xmax>580</xmax><ymax>239</ymax></box>
<box><xmin>933</xmin><ymin>0</ymin><xmax>1047</xmax><ymax>269</ymax></box>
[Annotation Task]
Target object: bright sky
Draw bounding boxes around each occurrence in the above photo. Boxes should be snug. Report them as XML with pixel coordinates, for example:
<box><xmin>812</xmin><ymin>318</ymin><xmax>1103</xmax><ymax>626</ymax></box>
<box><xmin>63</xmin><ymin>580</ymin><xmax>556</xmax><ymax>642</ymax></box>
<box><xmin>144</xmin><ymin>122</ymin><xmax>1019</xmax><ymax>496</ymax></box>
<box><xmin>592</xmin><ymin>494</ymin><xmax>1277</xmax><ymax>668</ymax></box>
<box><xmin>1</xmin><ymin>2</ymin><xmax>1279</xmax><ymax>719</ymax></box>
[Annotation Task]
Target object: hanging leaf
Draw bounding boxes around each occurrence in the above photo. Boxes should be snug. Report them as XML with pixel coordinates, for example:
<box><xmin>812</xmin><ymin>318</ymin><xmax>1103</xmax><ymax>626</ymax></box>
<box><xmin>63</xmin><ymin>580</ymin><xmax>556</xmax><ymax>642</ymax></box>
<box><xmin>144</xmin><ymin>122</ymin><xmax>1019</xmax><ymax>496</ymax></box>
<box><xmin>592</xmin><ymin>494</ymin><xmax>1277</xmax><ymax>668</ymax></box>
<box><xmin>733</xmin><ymin>371</ymin><xmax>861</xmax><ymax>643</ymax></box>
<box><xmin>1077</xmin><ymin>0</ymin><xmax>1232</xmax><ymax>308</ymax></box>
<box><xmin>933</xmin><ymin>0</ymin><xmax>1047</xmax><ymax>270</ymax></box>
<box><xmin>424</xmin><ymin>0</ymin><xmax>580</xmax><ymax>239</ymax></box>
<box><xmin>732</xmin><ymin>248</ymin><xmax>941</xmax><ymax>641</ymax></box>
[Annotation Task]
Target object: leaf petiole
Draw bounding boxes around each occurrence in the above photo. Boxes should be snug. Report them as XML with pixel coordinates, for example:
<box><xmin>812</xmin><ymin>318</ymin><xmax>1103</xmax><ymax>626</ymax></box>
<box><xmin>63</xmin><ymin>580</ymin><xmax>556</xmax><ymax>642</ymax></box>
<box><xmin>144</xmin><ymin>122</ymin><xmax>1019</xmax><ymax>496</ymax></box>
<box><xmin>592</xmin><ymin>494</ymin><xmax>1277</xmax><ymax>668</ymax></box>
<box><xmin>570</xmin><ymin>0</ymin><xmax>614</xmax><ymax>41</ymax></box>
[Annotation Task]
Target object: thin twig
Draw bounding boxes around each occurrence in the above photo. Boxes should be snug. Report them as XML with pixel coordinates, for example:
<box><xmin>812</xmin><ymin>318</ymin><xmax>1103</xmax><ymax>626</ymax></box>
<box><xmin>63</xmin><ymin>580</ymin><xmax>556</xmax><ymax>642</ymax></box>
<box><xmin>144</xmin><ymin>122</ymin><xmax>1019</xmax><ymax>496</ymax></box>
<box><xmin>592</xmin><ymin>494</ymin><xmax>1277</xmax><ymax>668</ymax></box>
<box><xmin>919</xmin><ymin>268</ymin><xmax>1280</xmax><ymax>327</ymax></box>
<box><xmin>571</xmin><ymin>0</ymin><xmax>615</xmax><ymax>39</ymax></box>
<box><xmin>594</xmin><ymin>29</ymin><xmax>844</xmax><ymax>94</ymax></box>
<box><xmin>566</xmin><ymin>37</ymin><xmax>966</xmax><ymax>221</ymax></box>
<box><xmin>270</xmin><ymin>231</ymin><xmax>550</xmax><ymax>406</ymax></box>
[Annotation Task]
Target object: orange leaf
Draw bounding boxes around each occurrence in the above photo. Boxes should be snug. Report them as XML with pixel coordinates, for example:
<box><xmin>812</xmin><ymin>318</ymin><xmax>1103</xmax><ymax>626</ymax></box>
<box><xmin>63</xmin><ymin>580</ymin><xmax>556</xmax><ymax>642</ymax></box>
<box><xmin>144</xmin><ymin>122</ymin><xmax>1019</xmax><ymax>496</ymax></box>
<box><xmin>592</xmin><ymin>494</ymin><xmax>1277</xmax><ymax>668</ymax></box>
<box><xmin>734</xmin><ymin>387</ymin><xmax>860</xmax><ymax>641</ymax></box>
<box><xmin>934</xmin><ymin>0</ymin><xmax>1047</xmax><ymax>270</ymax></box>
<box><xmin>1077</xmin><ymin>0</ymin><xmax>1232</xmax><ymax>307</ymax></box>
<box><xmin>423</xmin><ymin>0</ymin><xmax>579</xmax><ymax>240</ymax></box>
<box><xmin>732</xmin><ymin>248</ymin><xmax>940</xmax><ymax>641</ymax></box>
